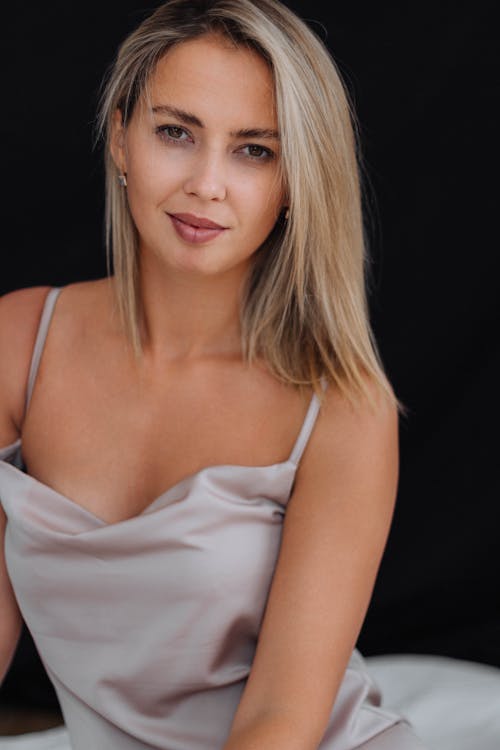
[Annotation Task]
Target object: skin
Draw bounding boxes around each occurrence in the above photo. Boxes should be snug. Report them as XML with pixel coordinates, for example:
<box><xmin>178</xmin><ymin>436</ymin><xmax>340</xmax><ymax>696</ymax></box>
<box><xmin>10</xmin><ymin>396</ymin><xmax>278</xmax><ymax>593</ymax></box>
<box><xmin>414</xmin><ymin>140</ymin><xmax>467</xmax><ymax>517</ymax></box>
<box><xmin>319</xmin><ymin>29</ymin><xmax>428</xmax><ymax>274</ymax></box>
<box><xmin>111</xmin><ymin>33</ymin><xmax>287</xmax><ymax>358</ymax></box>
<box><xmin>0</xmin><ymin>33</ymin><xmax>399</xmax><ymax>750</ymax></box>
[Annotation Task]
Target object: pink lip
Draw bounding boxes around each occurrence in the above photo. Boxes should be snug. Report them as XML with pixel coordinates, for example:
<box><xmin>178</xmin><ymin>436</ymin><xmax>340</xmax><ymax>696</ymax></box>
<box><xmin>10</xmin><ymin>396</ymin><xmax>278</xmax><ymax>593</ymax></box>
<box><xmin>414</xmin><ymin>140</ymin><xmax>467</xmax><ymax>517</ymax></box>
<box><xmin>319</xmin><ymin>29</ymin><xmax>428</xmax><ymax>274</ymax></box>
<box><xmin>168</xmin><ymin>214</ymin><xmax>227</xmax><ymax>244</ymax></box>
<box><xmin>169</xmin><ymin>212</ymin><xmax>226</xmax><ymax>229</ymax></box>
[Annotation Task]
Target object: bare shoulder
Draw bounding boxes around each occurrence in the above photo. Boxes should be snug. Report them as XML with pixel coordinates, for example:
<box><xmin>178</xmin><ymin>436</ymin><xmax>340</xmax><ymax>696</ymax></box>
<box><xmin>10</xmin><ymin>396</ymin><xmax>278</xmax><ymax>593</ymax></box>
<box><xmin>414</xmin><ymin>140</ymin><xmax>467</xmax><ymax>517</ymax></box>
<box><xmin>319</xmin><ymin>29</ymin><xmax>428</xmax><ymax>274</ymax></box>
<box><xmin>0</xmin><ymin>278</ymin><xmax>113</xmax><ymax>446</ymax></box>
<box><xmin>50</xmin><ymin>278</ymin><xmax>118</xmax><ymax>347</ymax></box>
<box><xmin>294</xmin><ymin>374</ymin><xmax>399</xmax><ymax>512</ymax></box>
<box><xmin>0</xmin><ymin>286</ymin><xmax>53</xmax><ymax>441</ymax></box>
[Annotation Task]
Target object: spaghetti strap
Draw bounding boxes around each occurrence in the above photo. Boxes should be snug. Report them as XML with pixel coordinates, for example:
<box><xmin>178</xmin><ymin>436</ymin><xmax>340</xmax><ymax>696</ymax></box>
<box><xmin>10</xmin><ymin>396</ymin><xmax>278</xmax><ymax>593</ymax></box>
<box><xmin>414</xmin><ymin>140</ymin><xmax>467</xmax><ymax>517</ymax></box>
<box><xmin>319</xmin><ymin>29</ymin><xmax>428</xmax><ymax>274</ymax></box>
<box><xmin>25</xmin><ymin>287</ymin><xmax>63</xmax><ymax>413</ymax></box>
<box><xmin>288</xmin><ymin>376</ymin><xmax>328</xmax><ymax>466</ymax></box>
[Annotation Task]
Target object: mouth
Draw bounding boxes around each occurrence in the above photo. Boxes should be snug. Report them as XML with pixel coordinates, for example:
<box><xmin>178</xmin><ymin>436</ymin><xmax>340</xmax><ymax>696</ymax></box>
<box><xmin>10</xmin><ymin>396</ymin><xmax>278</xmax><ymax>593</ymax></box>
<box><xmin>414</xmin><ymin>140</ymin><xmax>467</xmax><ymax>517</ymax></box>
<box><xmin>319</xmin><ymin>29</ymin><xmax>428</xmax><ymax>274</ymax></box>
<box><xmin>169</xmin><ymin>212</ymin><xmax>226</xmax><ymax>230</ymax></box>
<box><xmin>167</xmin><ymin>213</ymin><xmax>227</xmax><ymax>244</ymax></box>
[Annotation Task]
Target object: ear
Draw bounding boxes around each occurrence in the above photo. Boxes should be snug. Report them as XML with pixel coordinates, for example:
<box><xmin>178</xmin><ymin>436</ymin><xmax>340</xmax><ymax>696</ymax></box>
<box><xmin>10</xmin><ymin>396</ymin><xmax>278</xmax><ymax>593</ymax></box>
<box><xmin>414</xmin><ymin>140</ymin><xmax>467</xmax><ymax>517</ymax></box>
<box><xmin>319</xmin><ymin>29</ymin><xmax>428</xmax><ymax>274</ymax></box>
<box><xmin>110</xmin><ymin>109</ymin><xmax>127</xmax><ymax>174</ymax></box>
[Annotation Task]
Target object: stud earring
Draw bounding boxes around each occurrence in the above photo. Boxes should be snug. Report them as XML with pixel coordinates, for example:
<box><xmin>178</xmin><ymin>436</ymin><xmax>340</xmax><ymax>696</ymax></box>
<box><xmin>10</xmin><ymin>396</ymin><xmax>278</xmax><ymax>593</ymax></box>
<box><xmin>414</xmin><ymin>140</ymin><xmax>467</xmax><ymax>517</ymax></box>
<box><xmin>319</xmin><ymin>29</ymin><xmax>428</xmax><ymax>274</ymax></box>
<box><xmin>284</xmin><ymin>208</ymin><xmax>290</xmax><ymax>220</ymax></box>
<box><xmin>118</xmin><ymin>173</ymin><xmax>128</xmax><ymax>187</ymax></box>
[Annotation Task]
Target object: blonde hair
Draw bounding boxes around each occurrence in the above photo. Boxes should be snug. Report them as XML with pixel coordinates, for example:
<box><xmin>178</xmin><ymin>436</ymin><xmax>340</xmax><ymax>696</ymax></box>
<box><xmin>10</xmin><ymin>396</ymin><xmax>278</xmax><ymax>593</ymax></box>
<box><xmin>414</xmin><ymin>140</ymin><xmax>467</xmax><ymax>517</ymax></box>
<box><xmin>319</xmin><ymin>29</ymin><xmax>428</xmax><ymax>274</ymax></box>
<box><xmin>96</xmin><ymin>0</ymin><xmax>402</xmax><ymax>412</ymax></box>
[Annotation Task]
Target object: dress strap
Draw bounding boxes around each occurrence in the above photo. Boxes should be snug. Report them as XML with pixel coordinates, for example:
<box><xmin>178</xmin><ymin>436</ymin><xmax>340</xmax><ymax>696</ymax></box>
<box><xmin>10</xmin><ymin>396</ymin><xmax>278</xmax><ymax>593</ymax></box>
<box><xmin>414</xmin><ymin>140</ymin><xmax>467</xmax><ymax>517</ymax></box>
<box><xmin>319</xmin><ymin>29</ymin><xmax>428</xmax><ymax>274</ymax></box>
<box><xmin>288</xmin><ymin>376</ymin><xmax>328</xmax><ymax>466</ymax></box>
<box><xmin>25</xmin><ymin>287</ymin><xmax>63</xmax><ymax>413</ymax></box>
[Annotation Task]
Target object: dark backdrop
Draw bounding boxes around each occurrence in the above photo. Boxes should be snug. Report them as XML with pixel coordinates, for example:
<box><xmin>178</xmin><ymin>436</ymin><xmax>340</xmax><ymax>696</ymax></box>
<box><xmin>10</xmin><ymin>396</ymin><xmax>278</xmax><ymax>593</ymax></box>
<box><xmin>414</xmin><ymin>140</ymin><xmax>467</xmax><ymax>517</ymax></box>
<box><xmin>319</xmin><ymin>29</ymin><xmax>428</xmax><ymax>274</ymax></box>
<box><xmin>1</xmin><ymin>0</ymin><xmax>498</xmax><ymax>712</ymax></box>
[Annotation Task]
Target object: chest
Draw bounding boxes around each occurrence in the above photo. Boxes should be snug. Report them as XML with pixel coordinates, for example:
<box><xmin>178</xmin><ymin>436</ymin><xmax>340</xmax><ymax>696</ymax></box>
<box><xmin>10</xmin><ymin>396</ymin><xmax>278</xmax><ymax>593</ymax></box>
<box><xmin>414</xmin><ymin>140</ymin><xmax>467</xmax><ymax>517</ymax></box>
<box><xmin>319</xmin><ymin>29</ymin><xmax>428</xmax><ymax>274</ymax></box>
<box><xmin>20</xmin><ymin>351</ymin><xmax>309</xmax><ymax>524</ymax></box>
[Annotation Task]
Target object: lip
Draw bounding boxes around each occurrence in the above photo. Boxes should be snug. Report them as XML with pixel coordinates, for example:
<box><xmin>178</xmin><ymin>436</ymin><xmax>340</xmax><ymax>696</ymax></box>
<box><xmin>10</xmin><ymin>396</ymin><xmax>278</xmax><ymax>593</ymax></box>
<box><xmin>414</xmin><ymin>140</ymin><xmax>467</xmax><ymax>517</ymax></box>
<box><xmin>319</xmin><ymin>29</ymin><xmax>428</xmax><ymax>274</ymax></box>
<box><xmin>168</xmin><ymin>213</ymin><xmax>227</xmax><ymax>245</ymax></box>
<box><xmin>169</xmin><ymin>212</ymin><xmax>226</xmax><ymax>229</ymax></box>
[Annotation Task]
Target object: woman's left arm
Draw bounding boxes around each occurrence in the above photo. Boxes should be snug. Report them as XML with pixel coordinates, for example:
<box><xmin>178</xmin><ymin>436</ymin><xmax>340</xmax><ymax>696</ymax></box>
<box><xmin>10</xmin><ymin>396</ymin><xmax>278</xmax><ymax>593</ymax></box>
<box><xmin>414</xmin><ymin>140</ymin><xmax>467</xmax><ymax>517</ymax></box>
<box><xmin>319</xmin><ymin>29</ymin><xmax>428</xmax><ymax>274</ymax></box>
<box><xmin>222</xmin><ymin>380</ymin><xmax>399</xmax><ymax>750</ymax></box>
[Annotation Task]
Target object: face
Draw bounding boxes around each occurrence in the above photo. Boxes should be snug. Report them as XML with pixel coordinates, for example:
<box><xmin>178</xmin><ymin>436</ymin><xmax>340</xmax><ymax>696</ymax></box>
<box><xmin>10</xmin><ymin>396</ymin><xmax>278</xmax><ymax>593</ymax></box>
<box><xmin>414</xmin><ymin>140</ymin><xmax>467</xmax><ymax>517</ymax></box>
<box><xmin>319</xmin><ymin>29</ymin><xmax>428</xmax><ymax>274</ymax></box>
<box><xmin>111</xmin><ymin>34</ymin><xmax>286</xmax><ymax>278</ymax></box>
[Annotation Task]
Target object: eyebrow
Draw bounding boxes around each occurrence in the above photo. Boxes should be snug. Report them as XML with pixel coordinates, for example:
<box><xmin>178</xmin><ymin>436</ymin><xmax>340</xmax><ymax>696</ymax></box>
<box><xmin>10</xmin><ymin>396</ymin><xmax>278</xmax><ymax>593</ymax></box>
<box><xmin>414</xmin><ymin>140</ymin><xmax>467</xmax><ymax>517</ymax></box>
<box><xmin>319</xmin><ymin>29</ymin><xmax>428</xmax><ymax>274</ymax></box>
<box><xmin>151</xmin><ymin>104</ymin><xmax>280</xmax><ymax>141</ymax></box>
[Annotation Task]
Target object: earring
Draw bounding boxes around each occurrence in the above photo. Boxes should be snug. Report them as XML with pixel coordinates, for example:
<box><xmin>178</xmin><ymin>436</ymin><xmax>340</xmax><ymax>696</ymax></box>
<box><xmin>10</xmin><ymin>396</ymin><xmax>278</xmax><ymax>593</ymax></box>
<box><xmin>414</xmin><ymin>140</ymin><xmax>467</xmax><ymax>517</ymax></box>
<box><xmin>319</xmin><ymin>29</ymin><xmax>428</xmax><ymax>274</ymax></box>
<box><xmin>284</xmin><ymin>208</ymin><xmax>290</xmax><ymax>220</ymax></box>
<box><xmin>118</xmin><ymin>173</ymin><xmax>128</xmax><ymax>187</ymax></box>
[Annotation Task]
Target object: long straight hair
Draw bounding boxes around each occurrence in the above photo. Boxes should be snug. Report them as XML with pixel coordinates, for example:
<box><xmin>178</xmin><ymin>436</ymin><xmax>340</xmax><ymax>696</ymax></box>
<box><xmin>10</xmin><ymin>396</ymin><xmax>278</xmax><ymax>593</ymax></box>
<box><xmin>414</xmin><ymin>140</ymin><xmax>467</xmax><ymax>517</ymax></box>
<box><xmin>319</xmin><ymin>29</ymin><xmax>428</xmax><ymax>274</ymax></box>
<box><xmin>96</xmin><ymin>0</ymin><xmax>401</xmax><ymax>412</ymax></box>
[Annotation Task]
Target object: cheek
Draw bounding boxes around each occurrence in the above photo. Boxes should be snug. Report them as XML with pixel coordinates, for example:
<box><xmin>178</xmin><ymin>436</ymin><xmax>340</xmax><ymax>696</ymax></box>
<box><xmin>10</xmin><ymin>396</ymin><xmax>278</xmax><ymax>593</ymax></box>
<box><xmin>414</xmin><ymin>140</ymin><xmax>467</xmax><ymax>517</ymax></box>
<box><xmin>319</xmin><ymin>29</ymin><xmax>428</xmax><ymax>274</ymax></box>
<box><xmin>238</xmin><ymin>173</ymin><xmax>283</xmax><ymax>223</ymax></box>
<box><xmin>125</xmin><ymin>134</ymin><xmax>181</xmax><ymax>203</ymax></box>
<box><xmin>126</xmin><ymin>169</ymin><xmax>178</xmax><ymax>231</ymax></box>
<box><xmin>128</xmin><ymin>153</ymin><xmax>167</xmax><ymax>199</ymax></box>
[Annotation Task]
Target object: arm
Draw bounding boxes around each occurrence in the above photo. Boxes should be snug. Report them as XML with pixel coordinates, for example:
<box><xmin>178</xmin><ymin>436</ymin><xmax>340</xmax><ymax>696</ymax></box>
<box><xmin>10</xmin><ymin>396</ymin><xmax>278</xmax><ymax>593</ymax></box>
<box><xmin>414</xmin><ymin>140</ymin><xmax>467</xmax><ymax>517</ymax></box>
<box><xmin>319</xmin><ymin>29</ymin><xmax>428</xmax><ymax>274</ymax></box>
<box><xmin>222</xmin><ymin>379</ymin><xmax>399</xmax><ymax>750</ymax></box>
<box><xmin>0</xmin><ymin>286</ymin><xmax>51</xmax><ymax>685</ymax></box>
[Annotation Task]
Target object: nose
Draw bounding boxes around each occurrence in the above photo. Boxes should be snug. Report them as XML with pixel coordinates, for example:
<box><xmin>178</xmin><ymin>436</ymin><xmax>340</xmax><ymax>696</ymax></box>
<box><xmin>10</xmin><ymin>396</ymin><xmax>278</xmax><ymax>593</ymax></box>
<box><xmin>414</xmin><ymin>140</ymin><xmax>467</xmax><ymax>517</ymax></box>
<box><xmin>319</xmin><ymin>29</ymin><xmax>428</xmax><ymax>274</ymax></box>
<box><xmin>183</xmin><ymin>148</ymin><xmax>227</xmax><ymax>202</ymax></box>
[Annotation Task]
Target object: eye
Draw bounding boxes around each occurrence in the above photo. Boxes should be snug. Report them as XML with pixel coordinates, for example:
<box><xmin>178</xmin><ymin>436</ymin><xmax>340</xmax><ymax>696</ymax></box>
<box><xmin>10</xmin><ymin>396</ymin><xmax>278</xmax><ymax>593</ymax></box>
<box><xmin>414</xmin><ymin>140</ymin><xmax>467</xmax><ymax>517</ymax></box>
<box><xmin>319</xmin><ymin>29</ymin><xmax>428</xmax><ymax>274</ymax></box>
<box><xmin>240</xmin><ymin>144</ymin><xmax>275</xmax><ymax>161</ymax></box>
<box><xmin>155</xmin><ymin>125</ymin><xmax>191</xmax><ymax>144</ymax></box>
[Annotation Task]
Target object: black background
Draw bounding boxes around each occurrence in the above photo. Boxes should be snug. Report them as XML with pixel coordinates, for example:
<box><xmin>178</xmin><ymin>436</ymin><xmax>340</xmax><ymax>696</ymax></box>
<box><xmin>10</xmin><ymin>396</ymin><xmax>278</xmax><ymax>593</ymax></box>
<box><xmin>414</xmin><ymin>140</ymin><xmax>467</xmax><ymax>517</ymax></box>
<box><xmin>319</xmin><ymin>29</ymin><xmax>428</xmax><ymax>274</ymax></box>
<box><xmin>1</xmin><ymin>0</ymin><xmax>498</xmax><ymax>711</ymax></box>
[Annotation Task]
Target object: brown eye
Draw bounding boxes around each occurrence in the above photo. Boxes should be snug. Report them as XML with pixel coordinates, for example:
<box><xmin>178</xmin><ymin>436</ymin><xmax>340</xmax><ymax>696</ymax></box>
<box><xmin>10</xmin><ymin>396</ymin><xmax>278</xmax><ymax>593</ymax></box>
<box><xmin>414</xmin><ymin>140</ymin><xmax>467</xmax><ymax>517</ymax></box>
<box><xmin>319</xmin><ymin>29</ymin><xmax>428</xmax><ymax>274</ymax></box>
<box><xmin>165</xmin><ymin>126</ymin><xmax>184</xmax><ymax>139</ymax></box>
<box><xmin>156</xmin><ymin>125</ymin><xmax>191</xmax><ymax>143</ymax></box>
<box><xmin>241</xmin><ymin>144</ymin><xmax>274</xmax><ymax>161</ymax></box>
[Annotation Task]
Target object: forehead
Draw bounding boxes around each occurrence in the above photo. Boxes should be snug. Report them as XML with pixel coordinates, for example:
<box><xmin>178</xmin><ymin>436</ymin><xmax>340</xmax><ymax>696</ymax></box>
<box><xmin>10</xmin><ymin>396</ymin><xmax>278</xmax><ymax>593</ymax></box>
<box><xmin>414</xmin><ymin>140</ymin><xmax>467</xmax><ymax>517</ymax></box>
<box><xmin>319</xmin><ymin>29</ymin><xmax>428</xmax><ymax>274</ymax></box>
<box><xmin>145</xmin><ymin>34</ymin><xmax>277</xmax><ymax>127</ymax></box>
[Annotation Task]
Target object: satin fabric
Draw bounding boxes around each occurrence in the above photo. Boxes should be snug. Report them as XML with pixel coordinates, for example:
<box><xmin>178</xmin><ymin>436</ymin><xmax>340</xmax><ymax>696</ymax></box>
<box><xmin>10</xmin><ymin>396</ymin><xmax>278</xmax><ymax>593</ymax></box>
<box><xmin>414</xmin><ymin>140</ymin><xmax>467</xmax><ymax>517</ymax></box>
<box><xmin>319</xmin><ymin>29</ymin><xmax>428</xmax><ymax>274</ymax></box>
<box><xmin>0</xmin><ymin>288</ymin><xmax>426</xmax><ymax>749</ymax></box>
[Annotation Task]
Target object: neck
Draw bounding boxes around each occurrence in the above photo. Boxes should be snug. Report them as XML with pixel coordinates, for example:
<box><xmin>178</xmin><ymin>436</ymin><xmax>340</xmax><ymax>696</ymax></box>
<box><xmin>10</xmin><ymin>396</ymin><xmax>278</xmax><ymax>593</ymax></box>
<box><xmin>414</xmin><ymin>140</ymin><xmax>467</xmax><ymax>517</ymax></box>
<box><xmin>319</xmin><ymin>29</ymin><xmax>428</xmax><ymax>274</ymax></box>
<box><xmin>136</xmin><ymin>252</ymin><xmax>250</xmax><ymax>363</ymax></box>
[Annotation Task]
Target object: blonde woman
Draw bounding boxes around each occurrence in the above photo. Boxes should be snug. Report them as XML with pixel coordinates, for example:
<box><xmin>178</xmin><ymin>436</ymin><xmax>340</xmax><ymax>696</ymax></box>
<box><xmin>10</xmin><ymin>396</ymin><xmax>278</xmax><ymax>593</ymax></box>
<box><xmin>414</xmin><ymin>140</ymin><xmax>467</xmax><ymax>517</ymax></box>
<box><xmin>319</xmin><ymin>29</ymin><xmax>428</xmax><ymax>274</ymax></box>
<box><xmin>0</xmin><ymin>1</ymin><xmax>427</xmax><ymax>748</ymax></box>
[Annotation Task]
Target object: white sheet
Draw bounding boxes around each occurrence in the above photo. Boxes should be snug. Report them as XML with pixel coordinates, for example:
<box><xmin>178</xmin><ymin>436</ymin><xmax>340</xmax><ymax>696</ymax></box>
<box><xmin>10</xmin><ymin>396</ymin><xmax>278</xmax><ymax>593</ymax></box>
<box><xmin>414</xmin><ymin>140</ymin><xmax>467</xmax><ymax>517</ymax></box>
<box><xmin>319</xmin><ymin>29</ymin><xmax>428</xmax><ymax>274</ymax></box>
<box><xmin>366</xmin><ymin>653</ymin><xmax>500</xmax><ymax>750</ymax></box>
<box><xmin>1</xmin><ymin>654</ymin><xmax>499</xmax><ymax>749</ymax></box>
<box><xmin>0</xmin><ymin>727</ymin><xmax>69</xmax><ymax>750</ymax></box>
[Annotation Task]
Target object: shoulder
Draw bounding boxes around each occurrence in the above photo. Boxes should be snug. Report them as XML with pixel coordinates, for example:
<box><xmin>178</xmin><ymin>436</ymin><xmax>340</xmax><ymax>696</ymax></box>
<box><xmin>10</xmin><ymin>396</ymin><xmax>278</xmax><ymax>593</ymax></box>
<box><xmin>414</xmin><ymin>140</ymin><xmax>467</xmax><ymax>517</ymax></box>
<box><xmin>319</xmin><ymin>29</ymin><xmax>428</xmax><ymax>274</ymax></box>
<box><xmin>0</xmin><ymin>286</ymin><xmax>53</xmax><ymax>440</ymax></box>
<box><xmin>0</xmin><ymin>278</ymin><xmax>114</xmax><ymax>444</ymax></box>
<box><xmin>294</xmin><ymin>374</ymin><xmax>399</xmax><ymax>515</ymax></box>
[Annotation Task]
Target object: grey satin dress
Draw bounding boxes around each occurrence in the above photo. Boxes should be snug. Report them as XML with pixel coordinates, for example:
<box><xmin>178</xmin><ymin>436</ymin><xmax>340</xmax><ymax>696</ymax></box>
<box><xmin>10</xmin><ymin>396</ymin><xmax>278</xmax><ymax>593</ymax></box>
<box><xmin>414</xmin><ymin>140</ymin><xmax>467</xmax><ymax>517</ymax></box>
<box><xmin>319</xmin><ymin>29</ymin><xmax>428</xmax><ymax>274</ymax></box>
<box><xmin>0</xmin><ymin>288</ymin><xmax>427</xmax><ymax>749</ymax></box>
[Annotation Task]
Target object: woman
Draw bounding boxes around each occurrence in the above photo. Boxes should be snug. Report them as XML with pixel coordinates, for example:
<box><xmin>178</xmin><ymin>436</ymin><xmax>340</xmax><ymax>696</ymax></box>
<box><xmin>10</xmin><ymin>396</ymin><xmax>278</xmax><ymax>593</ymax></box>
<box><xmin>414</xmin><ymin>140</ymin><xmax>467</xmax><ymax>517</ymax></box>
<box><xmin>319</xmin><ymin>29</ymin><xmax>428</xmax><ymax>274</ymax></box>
<box><xmin>0</xmin><ymin>1</ymin><xmax>427</xmax><ymax>748</ymax></box>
